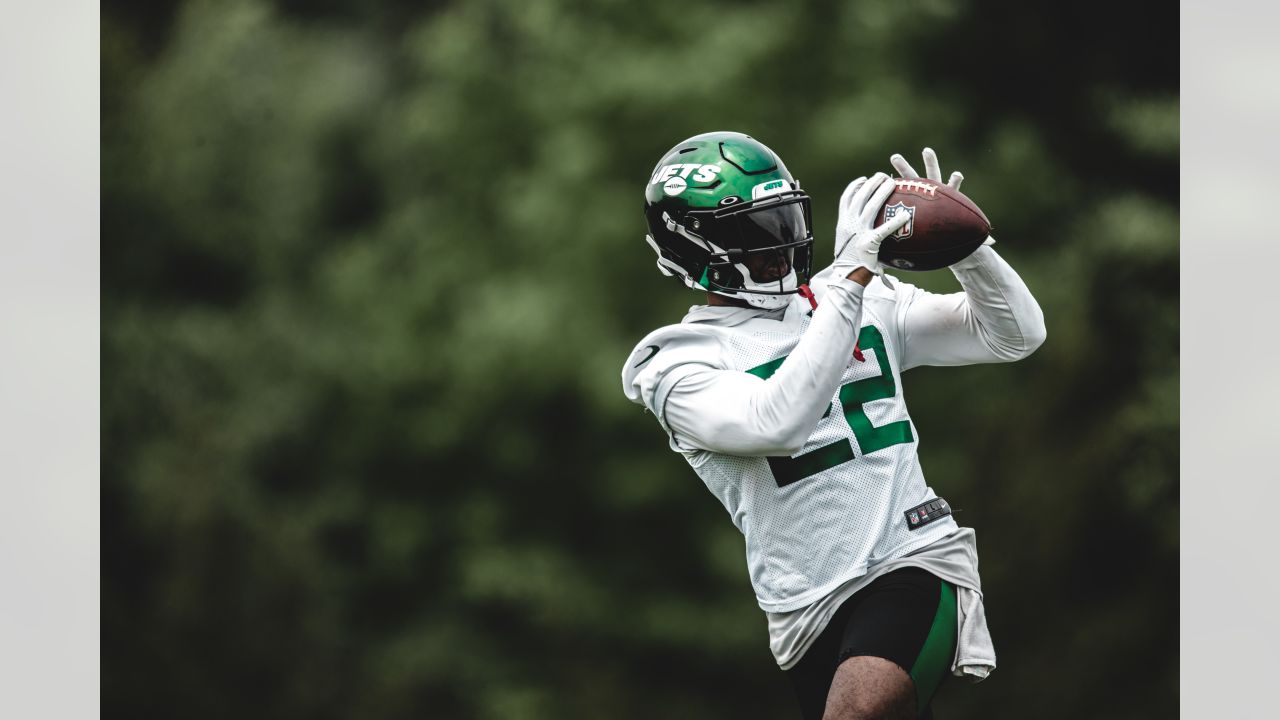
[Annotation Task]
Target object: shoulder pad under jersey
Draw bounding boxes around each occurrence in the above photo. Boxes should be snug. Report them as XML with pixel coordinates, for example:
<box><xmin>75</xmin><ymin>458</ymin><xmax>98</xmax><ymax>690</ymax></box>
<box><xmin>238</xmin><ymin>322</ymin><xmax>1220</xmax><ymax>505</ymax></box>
<box><xmin>621</xmin><ymin>324</ymin><xmax>727</xmax><ymax>413</ymax></box>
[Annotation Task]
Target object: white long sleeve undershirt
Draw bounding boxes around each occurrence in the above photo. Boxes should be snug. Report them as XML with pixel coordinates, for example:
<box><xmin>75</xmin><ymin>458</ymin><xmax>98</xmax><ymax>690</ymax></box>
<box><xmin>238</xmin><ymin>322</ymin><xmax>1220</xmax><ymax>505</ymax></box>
<box><xmin>897</xmin><ymin>245</ymin><xmax>1047</xmax><ymax>369</ymax></box>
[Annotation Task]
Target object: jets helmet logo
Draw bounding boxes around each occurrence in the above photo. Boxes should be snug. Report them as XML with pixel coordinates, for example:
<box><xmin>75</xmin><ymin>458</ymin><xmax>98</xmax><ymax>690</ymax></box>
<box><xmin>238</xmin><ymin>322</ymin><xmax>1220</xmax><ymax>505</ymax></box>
<box><xmin>883</xmin><ymin>202</ymin><xmax>915</xmax><ymax>241</ymax></box>
<box><xmin>751</xmin><ymin>179</ymin><xmax>793</xmax><ymax>199</ymax></box>
<box><xmin>649</xmin><ymin>163</ymin><xmax>722</xmax><ymax>189</ymax></box>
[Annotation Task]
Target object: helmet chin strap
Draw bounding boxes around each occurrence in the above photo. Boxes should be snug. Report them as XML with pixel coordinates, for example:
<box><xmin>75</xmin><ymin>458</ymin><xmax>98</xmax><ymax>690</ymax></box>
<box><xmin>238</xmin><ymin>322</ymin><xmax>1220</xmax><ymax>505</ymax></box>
<box><xmin>724</xmin><ymin>267</ymin><xmax>797</xmax><ymax>309</ymax></box>
<box><xmin>738</xmin><ymin>292</ymin><xmax>792</xmax><ymax>310</ymax></box>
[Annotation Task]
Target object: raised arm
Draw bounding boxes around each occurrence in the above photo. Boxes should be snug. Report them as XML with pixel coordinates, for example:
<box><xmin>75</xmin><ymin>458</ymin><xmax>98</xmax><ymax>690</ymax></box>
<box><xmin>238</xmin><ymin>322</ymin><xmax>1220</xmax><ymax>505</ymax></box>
<box><xmin>662</xmin><ymin>276</ymin><xmax>867</xmax><ymax>455</ymax></box>
<box><xmin>885</xmin><ymin>148</ymin><xmax>1046</xmax><ymax>369</ymax></box>
<box><xmin>897</xmin><ymin>244</ymin><xmax>1046</xmax><ymax>369</ymax></box>
<box><xmin>643</xmin><ymin>174</ymin><xmax>910</xmax><ymax>456</ymax></box>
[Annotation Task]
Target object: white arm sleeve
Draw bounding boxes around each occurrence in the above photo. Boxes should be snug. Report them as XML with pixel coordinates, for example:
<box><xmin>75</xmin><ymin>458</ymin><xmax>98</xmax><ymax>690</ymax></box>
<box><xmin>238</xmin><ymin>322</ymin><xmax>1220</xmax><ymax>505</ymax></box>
<box><xmin>661</xmin><ymin>279</ymin><xmax>867</xmax><ymax>456</ymax></box>
<box><xmin>898</xmin><ymin>244</ymin><xmax>1047</xmax><ymax>370</ymax></box>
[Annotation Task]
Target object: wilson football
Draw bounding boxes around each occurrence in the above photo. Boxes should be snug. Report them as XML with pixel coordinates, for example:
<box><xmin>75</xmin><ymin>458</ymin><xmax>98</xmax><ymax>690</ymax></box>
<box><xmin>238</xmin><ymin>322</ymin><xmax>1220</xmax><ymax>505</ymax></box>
<box><xmin>874</xmin><ymin>178</ymin><xmax>991</xmax><ymax>271</ymax></box>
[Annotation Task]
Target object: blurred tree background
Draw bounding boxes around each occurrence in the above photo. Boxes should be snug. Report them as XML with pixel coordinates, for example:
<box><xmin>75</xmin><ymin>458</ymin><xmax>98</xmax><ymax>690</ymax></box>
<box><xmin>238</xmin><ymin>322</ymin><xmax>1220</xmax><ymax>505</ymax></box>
<box><xmin>102</xmin><ymin>0</ymin><xmax>1177</xmax><ymax>717</ymax></box>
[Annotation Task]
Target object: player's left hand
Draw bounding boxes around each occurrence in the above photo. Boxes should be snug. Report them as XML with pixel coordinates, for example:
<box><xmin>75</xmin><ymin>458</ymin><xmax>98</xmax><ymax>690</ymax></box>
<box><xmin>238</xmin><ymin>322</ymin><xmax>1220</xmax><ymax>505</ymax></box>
<box><xmin>890</xmin><ymin>147</ymin><xmax>964</xmax><ymax>190</ymax></box>
<box><xmin>890</xmin><ymin>147</ymin><xmax>995</xmax><ymax>248</ymax></box>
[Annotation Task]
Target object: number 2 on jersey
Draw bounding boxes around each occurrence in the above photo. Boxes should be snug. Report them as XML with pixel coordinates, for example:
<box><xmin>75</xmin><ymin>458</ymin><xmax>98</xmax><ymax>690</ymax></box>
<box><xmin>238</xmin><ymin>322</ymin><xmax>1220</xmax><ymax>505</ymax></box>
<box><xmin>746</xmin><ymin>326</ymin><xmax>913</xmax><ymax>488</ymax></box>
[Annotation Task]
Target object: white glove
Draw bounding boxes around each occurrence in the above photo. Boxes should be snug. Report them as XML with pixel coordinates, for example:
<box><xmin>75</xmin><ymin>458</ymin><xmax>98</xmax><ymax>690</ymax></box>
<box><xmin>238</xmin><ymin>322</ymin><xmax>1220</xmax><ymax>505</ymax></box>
<box><xmin>890</xmin><ymin>146</ymin><xmax>964</xmax><ymax>190</ymax></box>
<box><xmin>831</xmin><ymin>172</ymin><xmax>912</xmax><ymax>284</ymax></box>
<box><xmin>890</xmin><ymin>147</ymin><xmax>995</xmax><ymax>248</ymax></box>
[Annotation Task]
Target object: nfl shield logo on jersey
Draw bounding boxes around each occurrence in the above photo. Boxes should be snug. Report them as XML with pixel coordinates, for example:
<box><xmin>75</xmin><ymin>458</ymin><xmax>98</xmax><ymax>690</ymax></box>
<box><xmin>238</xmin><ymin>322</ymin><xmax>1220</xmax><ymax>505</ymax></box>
<box><xmin>883</xmin><ymin>202</ymin><xmax>915</xmax><ymax>240</ymax></box>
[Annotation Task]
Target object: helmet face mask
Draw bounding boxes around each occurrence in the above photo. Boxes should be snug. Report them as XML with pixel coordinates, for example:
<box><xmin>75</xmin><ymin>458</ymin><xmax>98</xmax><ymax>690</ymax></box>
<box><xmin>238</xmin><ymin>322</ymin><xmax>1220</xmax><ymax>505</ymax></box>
<box><xmin>699</xmin><ymin>192</ymin><xmax>813</xmax><ymax>296</ymax></box>
<box><xmin>643</xmin><ymin>132</ymin><xmax>815</xmax><ymax>310</ymax></box>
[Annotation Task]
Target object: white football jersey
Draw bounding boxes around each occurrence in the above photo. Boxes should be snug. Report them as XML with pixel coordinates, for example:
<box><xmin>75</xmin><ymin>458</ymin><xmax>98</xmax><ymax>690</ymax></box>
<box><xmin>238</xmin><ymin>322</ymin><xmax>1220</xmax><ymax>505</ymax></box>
<box><xmin>621</xmin><ymin>247</ymin><xmax>1046</xmax><ymax>614</ymax></box>
<box><xmin>625</xmin><ymin>276</ymin><xmax>954</xmax><ymax>612</ymax></box>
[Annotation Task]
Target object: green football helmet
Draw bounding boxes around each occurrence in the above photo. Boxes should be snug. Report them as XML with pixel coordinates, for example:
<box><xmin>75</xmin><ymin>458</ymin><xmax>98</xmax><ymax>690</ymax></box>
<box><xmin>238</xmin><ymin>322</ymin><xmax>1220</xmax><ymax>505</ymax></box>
<box><xmin>643</xmin><ymin>131</ymin><xmax>814</xmax><ymax>310</ymax></box>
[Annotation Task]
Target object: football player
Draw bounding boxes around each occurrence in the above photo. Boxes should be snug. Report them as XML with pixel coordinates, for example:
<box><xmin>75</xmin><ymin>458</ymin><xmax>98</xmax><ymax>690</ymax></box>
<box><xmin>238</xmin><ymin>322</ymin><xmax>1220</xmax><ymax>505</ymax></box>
<box><xmin>622</xmin><ymin>132</ymin><xmax>1046</xmax><ymax>719</ymax></box>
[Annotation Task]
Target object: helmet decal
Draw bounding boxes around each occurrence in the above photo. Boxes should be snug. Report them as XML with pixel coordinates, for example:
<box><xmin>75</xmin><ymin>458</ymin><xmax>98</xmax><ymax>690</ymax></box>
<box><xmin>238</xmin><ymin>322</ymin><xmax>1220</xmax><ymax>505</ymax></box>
<box><xmin>692</xmin><ymin>165</ymin><xmax>721</xmax><ymax>183</ymax></box>
<box><xmin>649</xmin><ymin>163</ymin><xmax>722</xmax><ymax>185</ymax></box>
<box><xmin>751</xmin><ymin>178</ymin><xmax>793</xmax><ymax>199</ymax></box>
<box><xmin>662</xmin><ymin>176</ymin><xmax>687</xmax><ymax>196</ymax></box>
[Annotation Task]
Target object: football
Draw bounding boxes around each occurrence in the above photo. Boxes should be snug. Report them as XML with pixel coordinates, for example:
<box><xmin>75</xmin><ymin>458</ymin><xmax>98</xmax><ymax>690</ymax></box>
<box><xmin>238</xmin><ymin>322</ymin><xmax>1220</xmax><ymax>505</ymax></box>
<box><xmin>874</xmin><ymin>178</ymin><xmax>992</xmax><ymax>271</ymax></box>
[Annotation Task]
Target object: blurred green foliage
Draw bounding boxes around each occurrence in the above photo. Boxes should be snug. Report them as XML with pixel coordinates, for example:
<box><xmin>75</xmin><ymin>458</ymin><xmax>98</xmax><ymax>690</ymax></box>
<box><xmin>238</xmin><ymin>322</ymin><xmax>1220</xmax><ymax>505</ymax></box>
<box><xmin>103</xmin><ymin>0</ymin><xmax>1177</xmax><ymax>717</ymax></box>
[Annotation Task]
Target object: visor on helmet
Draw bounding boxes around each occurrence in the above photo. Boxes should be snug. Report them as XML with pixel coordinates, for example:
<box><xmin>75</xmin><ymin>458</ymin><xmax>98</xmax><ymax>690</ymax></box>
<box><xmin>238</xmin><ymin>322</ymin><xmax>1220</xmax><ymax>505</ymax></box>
<box><xmin>733</xmin><ymin>202</ymin><xmax>808</xmax><ymax>251</ymax></box>
<box><xmin>722</xmin><ymin>202</ymin><xmax>807</xmax><ymax>283</ymax></box>
<box><xmin>703</xmin><ymin>194</ymin><xmax>813</xmax><ymax>288</ymax></box>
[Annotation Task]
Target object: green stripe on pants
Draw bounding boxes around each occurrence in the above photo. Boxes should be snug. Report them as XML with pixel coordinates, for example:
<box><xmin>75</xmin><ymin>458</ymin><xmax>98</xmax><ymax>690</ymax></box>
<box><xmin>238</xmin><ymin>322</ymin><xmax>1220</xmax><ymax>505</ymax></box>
<box><xmin>909</xmin><ymin>579</ymin><xmax>958</xmax><ymax>715</ymax></box>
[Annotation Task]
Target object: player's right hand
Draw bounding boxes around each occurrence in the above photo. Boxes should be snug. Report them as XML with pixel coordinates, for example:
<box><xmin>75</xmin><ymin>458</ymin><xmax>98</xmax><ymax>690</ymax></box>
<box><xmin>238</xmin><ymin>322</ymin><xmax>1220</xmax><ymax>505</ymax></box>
<box><xmin>832</xmin><ymin>172</ymin><xmax>912</xmax><ymax>284</ymax></box>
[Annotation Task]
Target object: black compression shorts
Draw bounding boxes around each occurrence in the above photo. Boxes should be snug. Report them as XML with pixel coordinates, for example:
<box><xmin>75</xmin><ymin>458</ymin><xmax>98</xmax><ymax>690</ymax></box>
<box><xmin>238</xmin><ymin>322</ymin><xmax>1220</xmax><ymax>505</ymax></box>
<box><xmin>787</xmin><ymin>566</ymin><xmax>958</xmax><ymax>720</ymax></box>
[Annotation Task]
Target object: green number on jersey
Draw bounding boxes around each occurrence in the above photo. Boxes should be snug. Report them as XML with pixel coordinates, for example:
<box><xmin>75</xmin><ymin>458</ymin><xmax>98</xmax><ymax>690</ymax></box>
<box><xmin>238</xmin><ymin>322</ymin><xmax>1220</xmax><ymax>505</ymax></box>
<box><xmin>746</xmin><ymin>326</ymin><xmax>913</xmax><ymax>487</ymax></box>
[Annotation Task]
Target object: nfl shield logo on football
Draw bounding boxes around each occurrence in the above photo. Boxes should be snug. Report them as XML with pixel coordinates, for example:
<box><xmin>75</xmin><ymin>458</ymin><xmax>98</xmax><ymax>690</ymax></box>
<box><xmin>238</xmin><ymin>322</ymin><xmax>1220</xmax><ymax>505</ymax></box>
<box><xmin>883</xmin><ymin>202</ymin><xmax>915</xmax><ymax>240</ymax></box>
